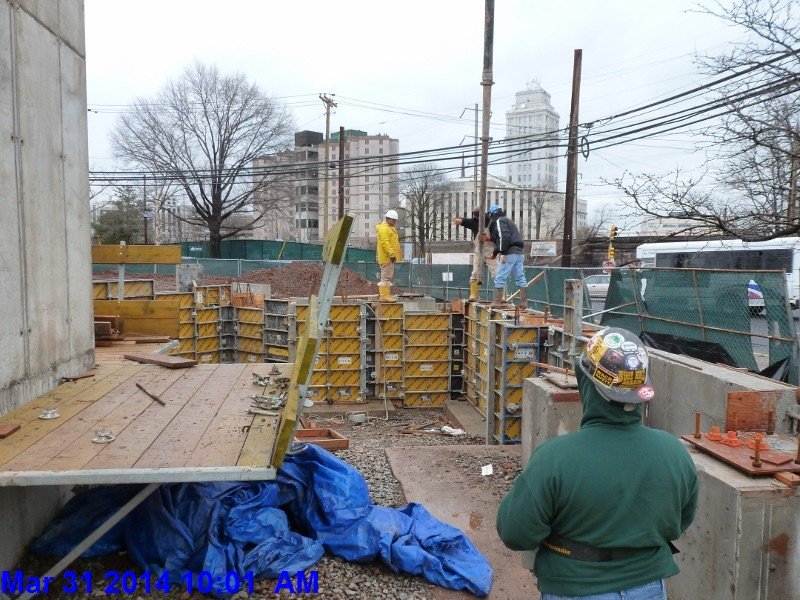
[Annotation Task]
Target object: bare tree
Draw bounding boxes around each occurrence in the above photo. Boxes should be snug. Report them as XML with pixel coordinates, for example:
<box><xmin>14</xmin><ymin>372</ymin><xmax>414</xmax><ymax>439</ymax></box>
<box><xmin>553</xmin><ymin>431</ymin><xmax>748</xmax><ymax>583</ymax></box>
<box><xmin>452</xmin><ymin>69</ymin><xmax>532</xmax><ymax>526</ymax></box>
<box><xmin>400</xmin><ymin>163</ymin><xmax>453</xmax><ymax>258</ymax></box>
<box><xmin>609</xmin><ymin>0</ymin><xmax>800</xmax><ymax>241</ymax></box>
<box><xmin>111</xmin><ymin>63</ymin><xmax>295</xmax><ymax>257</ymax></box>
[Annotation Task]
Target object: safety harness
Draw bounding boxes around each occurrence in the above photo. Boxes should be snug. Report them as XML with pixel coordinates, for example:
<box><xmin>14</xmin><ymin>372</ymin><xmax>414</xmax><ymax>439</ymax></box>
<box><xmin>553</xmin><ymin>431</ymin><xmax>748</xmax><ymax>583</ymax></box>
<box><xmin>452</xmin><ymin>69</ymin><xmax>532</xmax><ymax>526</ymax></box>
<box><xmin>542</xmin><ymin>533</ymin><xmax>679</xmax><ymax>562</ymax></box>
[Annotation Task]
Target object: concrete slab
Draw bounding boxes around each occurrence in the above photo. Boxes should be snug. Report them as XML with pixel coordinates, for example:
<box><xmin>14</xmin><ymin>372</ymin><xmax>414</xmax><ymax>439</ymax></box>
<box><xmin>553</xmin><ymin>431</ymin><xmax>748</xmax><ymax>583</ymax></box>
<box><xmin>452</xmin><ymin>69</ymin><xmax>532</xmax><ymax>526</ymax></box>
<box><xmin>386</xmin><ymin>444</ymin><xmax>538</xmax><ymax>600</ymax></box>
<box><xmin>444</xmin><ymin>399</ymin><xmax>486</xmax><ymax>438</ymax></box>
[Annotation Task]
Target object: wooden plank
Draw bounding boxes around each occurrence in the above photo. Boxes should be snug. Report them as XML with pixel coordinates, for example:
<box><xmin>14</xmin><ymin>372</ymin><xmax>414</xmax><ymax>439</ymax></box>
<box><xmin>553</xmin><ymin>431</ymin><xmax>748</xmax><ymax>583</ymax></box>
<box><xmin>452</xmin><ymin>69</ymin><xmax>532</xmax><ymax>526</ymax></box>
<box><xmin>682</xmin><ymin>433</ymin><xmax>800</xmax><ymax>476</ymax></box>
<box><xmin>43</xmin><ymin>367</ymin><xmax>201</xmax><ymax>472</ymax></box>
<box><xmin>294</xmin><ymin>428</ymin><xmax>349</xmax><ymax>451</ymax></box>
<box><xmin>0</xmin><ymin>367</ymin><xmax>170</xmax><ymax>471</ymax></box>
<box><xmin>186</xmin><ymin>365</ymin><xmax>262</xmax><ymax>468</ymax></box>
<box><xmin>726</xmin><ymin>390</ymin><xmax>783</xmax><ymax>432</ymax></box>
<box><xmin>88</xmin><ymin>367</ymin><xmax>220</xmax><ymax>470</ymax></box>
<box><xmin>94</xmin><ymin>300</ymin><xmax>180</xmax><ymax>320</ymax></box>
<box><xmin>238</xmin><ymin>415</ymin><xmax>280</xmax><ymax>467</ymax></box>
<box><xmin>122</xmin><ymin>352</ymin><xmax>196</xmax><ymax>368</ymax></box>
<box><xmin>134</xmin><ymin>364</ymin><xmax>246</xmax><ymax>469</ymax></box>
<box><xmin>774</xmin><ymin>471</ymin><xmax>800</xmax><ymax>488</ymax></box>
<box><xmin>92</xmin><ymin>244</ymin><xmax>182</xmax><ymax>264</ymax></box>
<box><xmin>0</xmin><ymin>365</ymin><xmax>140</xmax><ymax>465</ymax></box>
<box><xmin>0</xmin><ymin>424</ymin><xmax>20</xmax><ymax>438</ymax></box>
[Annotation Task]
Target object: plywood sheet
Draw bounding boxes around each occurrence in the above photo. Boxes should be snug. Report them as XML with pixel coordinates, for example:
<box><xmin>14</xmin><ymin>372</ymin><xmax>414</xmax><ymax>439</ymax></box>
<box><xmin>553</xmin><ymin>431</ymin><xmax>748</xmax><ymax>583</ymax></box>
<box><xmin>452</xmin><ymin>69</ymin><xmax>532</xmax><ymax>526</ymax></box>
<box><xmin>682</xmin><ymin>433</ymin><xmax>800</xmax><ymax>476</ymax></box>
<box><xmin>725</xmin><ymin>390</ymin><xmax>783</xmax><ymax>432</ymax></box>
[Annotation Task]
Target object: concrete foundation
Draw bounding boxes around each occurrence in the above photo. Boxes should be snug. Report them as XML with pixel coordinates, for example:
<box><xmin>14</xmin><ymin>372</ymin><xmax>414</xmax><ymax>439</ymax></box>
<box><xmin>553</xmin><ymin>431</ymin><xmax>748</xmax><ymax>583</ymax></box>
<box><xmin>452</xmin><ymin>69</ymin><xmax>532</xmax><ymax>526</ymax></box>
<box><xmin>0</xmin><ymin>0</ymin><xmax>91</xmax><ymax>568</ymax></box>
<box><xmin>520</xmin><ymin>350</ymin><xmax>800</xmax><ymax>600</ymax></box>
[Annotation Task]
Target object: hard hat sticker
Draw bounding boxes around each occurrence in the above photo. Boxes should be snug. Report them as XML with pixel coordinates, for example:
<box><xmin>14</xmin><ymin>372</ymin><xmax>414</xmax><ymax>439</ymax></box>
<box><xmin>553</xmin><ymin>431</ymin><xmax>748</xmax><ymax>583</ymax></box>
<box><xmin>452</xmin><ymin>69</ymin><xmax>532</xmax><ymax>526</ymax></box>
<box><xmin>603</xmin><ymin>333</ymin><xmax>624</xmax><ymax>348</ymax></box>
<box><xmin>588</xmin><ymin>338</ymin><xmax>608</xmax><ymax>364</ymax></box>
<box><xmin>638</xmin><ymin>385</ymin><xmax>655</xmax><ymax>400</ymax></box>
<box><xmin>620</xmin><ymin>341</ymin><xmax>638</xmax><ymax>352</ymax></box>
<box><xmin>626</xmin><ymin>355</ymin><xmax>640</xmax><ymax>369</ymax></box>
<box><xmin>617</xmin><ymin>369</ymin><xmax>647</xmax><ymax>389</ymax></box>
<box><xmin>592</xmin><ymin>365</ymin><xmax>615</xmax><ymax>387</ymax></box>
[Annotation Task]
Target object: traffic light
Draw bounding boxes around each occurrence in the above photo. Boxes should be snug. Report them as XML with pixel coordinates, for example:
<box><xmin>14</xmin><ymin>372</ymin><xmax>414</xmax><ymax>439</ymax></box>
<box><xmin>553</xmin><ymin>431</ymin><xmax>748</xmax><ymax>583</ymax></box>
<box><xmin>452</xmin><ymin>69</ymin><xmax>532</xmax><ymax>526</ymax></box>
<box><xmin>608</xmin><ymin>247</ymin><xmax>616</xmax><ymax>259</ymax></box>
<box><xmin>609</xmin><ymin>225</ymin><xmax>619</xmax><ymax>241</ymax></box>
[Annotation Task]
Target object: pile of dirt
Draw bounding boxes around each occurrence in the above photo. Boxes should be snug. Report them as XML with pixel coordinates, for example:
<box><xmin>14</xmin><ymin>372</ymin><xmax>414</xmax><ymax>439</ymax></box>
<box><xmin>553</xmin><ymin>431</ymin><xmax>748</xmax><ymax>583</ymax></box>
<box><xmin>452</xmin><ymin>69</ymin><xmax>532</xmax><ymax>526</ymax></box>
<box><xmin>235</xmin><ymin>263</ymin><xmax>379</xmax><ymax>298</ymax></box>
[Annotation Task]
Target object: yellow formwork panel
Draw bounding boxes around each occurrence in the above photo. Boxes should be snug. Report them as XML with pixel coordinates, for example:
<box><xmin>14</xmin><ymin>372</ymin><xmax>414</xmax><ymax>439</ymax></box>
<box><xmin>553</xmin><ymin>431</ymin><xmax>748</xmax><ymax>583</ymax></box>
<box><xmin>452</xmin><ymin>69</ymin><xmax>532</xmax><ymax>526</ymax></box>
<box><xmin>405</xmin><ymin>361</ymin><xmax>450</xmax><ymax>377</ymax></box>
<box><xmin>195</xmin><ymin>286</ymin><xmax>220</xmax><ymax>306</ymax></box>
<box><xmin>178</xmin><ymin>322</ymin><xmax>195</xmax><ymax>339</ymax></box>
<box><xmin>496</xmin><ymin>346</ymin><xmax>537</xmax><ymax>361</ymax></box>
<box><xmin>197</xmin><ymin>351</ymin><xmax>219</xmax><ymax>364</ymax></box>
<box><xmin>196</xmin><ymin>322</ymin><xmax>219</xmax><ymax>338</ymax></box>
<box><xmin>405</xmin><ymin>314</ymin><xmax>450</xmax><ymax>330</ymax></box>
<box><xmin>197</xmin><ymin>336</ymin><xmax>220</xmax><ymax>353</ymax></box>
<box><xmin>309</xmin><ymin>371</ymin><xmax>328</xmax><ymax>386</ymax></box>
<box><xmin>328</xmin><ymin>369</ymin><xmax>361</xmax><ymax>386</ymax></box>
<box><xmin>329</xmin><ymin>305</ymin><xmax>361</xmax><ymax>321</ymax></box>
<box><xmin>237</xmin><ymin>351</ymin><xmax>264</xmax><ymax>364</ymax></box>
<box><xmin>328</xmin><ymin>322</ymin><xmax>360</xmax><ymax>337</ymax></box>
<box><xmin>377</xmin><ymin>320</ymin><xmax>402</xmax><ymax>335</ymax></box>
<box><xmin>380</xmin><ymin>335</ymin><xmax>403</xmax><ymax>350</ymax></box>
<box><xmin>172</xmin><ymin>350</ymin><xmax>197</xmax><ymax>360</ymax></box>
<box><xmin>237</xmin><ymin>336</ymin><xmax>263</xmax><ymax>354</ymax></box>
<box><xmin>156</xmin><ymin>292</ymin><xmax>195</xmax><ymax>308</ymax></box>
<box><xmin>501</xmin><ymin>327</ymin><xmax>542</xmax><ymax>345</ymax></box>
<box><xmin>92</xmin><ymin>282</ymin><xmax>108</xmax><ymax>299</ymax></box>
<box><xmin>330</xmin><ymin>353</ymin><xmax>360</xmax><ymax>368</ymax></box>
<box><xmin>405</xmin><ymin>330</ymin><xmax>449</xmax><ymax>346</ymax></box>
<box><xmin>494</xmin><ymin>387</ymin><xmax>524</xmax><ymax>406</ymax></box>
<box><xmin>404</xmin><ymin>345</ymin><xmax>450</xmax><ymax>362</ymax></box>
<box><xmin>327</xmin><ymin>337</ymin><xmax>361</xmax><ymax>354</ymax></box>
<box><xmin>238</xmin><ymin>322</ymin><xmax>262</xmax><ymax>339</ymax></box>
<box><xmin>498</xmin><ymin>363</ymin><xmax>536</xmax><ymax>386</ymax></box>
<box><xmin>237</xmin><ymin>307</ymin><xmax>265</xmax><ymax>325</ymax></box>
<box><xmin>403</xmin><ymin>392</ymin><xmax>449</xmax><ymax>408</ymax></box>
<box><xmin>494</xmin><ymin>416</ymin><xmax>522</xmax><ymax>441</ymax></box>
<box><xmin>404</xmin><ymin>375</ymin><xmax>450</xmax><ymax>392</ymax></box>
<box><xmin>266</xmin><ymin>345</ymin><xmax>290</xmax><ymax>359</ymax></box>
<box><xmin>375</xmin><ymin>302</ymin><xmax>403</xmax><ymax>319</ymax></box>
<box><xmin>195</xmin><ymin>307</ymin><xmax>219</xmax><ymax>323</ymax></box>
<box><xmin>107</xmin><ymin>280</ymin><xmax>155</xmax><ymax>299</ymax></box>
<box><xmin>176</xmin><ymin>338</ymin><xmax>196</xmax><ymax>353</ymax></box>
<box><xmin>179</xmin><ymin>308</ymin><xmax>195</xmax><ymax>323</ymax></box>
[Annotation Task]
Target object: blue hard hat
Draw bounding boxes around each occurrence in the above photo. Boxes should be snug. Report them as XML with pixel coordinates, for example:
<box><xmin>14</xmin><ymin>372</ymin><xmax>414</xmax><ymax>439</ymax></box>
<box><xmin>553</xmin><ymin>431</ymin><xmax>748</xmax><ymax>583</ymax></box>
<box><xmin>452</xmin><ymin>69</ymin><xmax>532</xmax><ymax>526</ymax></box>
<box><xmin>488</xmin><ymin>204</ymin><xmax>503</xmax><ymax>216</ymax></box>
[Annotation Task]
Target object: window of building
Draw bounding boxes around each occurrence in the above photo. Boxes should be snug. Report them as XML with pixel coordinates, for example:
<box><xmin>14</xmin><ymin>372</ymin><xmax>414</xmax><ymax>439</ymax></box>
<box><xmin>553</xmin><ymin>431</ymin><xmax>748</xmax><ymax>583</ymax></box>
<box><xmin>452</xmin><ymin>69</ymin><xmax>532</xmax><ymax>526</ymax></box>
<box><xmin>365</xmin><ymin>148</ymin><xmax>369</xmax><ymax>154</ymax></box>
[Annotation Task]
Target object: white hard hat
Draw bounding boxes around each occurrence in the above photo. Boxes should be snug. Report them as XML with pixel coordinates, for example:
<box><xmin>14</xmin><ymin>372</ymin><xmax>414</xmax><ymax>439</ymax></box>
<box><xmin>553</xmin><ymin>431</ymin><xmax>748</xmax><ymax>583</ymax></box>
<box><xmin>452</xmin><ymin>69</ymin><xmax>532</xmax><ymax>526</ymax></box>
<box><xmin>385</xmin><ymin>209</ymin><xmax>399</xmax><ymax>220</ymax></box>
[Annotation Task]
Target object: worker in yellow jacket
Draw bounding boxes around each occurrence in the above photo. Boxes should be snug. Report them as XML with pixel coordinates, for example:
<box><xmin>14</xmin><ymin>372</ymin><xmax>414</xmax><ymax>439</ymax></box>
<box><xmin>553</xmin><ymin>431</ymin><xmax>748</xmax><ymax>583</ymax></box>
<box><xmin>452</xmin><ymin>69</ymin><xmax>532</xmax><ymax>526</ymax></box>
<box><xmin>375</xmin><ymin>209</ymin><xmax>401</xmax><ymax>301</ymax></box>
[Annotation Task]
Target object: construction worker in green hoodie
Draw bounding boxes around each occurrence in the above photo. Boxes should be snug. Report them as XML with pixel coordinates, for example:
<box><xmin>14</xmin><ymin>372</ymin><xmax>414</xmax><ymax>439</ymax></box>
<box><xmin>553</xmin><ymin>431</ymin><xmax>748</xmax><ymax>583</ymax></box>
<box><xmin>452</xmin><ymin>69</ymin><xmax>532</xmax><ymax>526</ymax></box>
<box><xmin>497</xmin><ymin>327</ymin><xmax>699</xmax><ymax>600</ymax></box>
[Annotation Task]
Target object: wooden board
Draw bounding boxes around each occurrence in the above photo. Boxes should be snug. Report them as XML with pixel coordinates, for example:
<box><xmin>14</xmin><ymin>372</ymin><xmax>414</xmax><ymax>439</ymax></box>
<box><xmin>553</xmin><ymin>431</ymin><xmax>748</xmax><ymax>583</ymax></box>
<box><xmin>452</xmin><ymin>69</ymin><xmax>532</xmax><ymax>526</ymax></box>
<box><xmin>94</xmin><ymin>300</ymin><xmax>180</xmax><ymax>337</ymax></box>
<box><xmin>294</xmin><ymin>428</ymin><xmax>349</xmax><ymax>451</ymax></box>
<box><xmin>726</xmin><ymin>390</ymin><xmax>784</xmax><ymax>432</ymax></box>
<box><xmin>682</xmin><ymin>433</ymin><xmax>800</xmax><ymax>476</ymax></box>
<box><xmin>92</xmin><ymin>244</ymin><xmax>182</xmax><ymax>264</ymax></box>
<box><xmin>0</xmin><ymin>365</ymin><xmax>279</xmax><ymax>485</ymax></box>
<box><xmin>0</xmin><ymin>424</ymin><xmax>20</xmax><ymax>439</ymax></box>
<box><xmin>123</xmin><ymin>351</ymin><xmax>196</xmax><ymax>368</ymax></box>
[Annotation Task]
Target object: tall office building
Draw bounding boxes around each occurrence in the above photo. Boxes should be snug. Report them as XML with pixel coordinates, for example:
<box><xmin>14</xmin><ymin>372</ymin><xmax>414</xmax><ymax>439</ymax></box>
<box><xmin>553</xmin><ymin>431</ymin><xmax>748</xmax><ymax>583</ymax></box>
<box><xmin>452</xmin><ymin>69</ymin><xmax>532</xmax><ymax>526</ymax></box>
<box><xmin>505</xmin><ymin>80</ymin><xmax>560</xmax><ymax>191</ymax></box>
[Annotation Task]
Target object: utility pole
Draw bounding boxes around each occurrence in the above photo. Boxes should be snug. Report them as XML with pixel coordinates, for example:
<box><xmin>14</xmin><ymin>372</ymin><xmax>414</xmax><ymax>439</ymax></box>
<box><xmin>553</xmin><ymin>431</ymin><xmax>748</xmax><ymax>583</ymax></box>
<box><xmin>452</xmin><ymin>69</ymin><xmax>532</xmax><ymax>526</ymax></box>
<box><xmin>476</xmin><ymin>0</ymin><xmax>495</xmax><ymax>280</ymax></box>
<box><xmin>561</xmin><ymin>49</ymin><xmax>582</xmax><ymax>268</ymax></box>
<box><xmin>338</xmin><ymin>126</ymin><xmax>345</xmax><ymax>219</ymax></box>
<box><xmin>143</xmin><ymin>174</ymin><xmax>148</xmax><ymax>245</ymax></box>
<box><xmin>319</xmin><ymin>93</ymin><xmax>336</xmax><ymax>238</ymax></box>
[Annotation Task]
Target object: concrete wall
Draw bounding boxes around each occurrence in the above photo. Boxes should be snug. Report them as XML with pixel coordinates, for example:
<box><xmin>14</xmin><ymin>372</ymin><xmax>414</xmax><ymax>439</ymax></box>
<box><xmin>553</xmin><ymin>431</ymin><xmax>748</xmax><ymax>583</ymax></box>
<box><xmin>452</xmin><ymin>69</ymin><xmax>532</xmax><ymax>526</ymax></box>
<box><xmin>0</xmin><ymin>0</ymin><xmax>91</xmax><ymax>569</ymax></box>
<box><xmin>0</xmin><ymin>0</ymin><xmax>93</xmax><ymax>413</ymax></box>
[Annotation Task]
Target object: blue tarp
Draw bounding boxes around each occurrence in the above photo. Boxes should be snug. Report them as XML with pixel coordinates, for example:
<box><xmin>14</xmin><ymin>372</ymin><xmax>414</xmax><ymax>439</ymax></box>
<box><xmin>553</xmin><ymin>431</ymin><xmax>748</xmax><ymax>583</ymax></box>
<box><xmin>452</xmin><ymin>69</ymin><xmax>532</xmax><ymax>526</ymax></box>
<box><xmin>31</xmin><ymin>444</ymin><xmax>493</xmax><ymax>597</ymax></box>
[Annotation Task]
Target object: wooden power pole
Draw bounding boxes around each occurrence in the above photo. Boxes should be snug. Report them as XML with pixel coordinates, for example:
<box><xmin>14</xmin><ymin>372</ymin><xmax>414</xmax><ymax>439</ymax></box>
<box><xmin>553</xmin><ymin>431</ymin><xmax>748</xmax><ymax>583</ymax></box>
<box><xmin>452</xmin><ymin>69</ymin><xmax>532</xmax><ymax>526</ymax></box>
<box><xmin>319</xmin><ymin>93</ymin><xmax>336</xmax><ymax>239</ymax></box>
<box><xmin>561</xmin><ymin>49</ymin><xmax>583</xmax><ymax>268</ymax></box>
<box><xmin>476</xmin><ymin>0</ymin><xmax>495</xmax><ymax>278</ymax></box>
<box><xmin>338</xmin><ymin>126</ymin><xmax>345</xmax><ymax>219</ymax></box>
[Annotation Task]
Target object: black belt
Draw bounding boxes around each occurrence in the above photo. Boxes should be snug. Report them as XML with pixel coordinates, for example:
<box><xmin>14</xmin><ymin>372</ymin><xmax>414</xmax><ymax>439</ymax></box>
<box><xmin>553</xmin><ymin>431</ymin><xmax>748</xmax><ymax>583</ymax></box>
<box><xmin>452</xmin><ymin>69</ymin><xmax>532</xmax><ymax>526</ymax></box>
<box><xmin>541</xmin><ymin>533</ymin><xmax>678</xmax><ymax>562</ymax></box>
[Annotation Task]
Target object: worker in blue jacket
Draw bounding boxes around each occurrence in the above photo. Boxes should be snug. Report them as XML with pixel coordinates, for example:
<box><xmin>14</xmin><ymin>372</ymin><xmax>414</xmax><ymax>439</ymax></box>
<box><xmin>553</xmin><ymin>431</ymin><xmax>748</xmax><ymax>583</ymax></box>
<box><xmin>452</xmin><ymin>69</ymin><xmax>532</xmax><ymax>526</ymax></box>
<box><xmin>486</xmin><ymin>204</ymin><xmax>526</xmax><ymax>306</ymax></box>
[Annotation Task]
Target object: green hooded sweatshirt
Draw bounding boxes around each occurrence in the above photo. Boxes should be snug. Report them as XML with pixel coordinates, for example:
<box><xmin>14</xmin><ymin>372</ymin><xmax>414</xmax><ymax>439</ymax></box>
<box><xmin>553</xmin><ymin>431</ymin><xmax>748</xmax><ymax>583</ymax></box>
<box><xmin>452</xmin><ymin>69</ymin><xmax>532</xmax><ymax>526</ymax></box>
<box><xmin>496</xmin><ymin>364</ymin><xmax>699</xmax><ymax>596</ymax></box>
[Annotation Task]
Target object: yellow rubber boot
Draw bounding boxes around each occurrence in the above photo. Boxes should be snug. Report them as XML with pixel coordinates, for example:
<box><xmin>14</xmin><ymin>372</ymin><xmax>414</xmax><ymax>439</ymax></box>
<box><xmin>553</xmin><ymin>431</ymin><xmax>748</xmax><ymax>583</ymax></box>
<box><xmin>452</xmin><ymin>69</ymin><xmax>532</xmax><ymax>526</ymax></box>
<box><xmin>378</xmin><ymin>283</ymin><xmax>396</xmax><ymax>302</ymax></box>
<box><xmin>468</xmin><ymin>280</ymin><xmax>480</xmax><ymax>301</ymax></box>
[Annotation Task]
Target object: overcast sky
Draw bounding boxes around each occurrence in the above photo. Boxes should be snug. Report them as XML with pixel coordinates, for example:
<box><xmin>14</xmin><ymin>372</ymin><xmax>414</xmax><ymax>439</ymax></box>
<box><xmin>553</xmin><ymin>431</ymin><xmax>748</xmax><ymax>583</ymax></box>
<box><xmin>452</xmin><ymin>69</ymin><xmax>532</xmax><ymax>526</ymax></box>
<box><xmin>85</xmin><ymin>0</ymin><xmax>744</xmax><ymax>219</ymax></box>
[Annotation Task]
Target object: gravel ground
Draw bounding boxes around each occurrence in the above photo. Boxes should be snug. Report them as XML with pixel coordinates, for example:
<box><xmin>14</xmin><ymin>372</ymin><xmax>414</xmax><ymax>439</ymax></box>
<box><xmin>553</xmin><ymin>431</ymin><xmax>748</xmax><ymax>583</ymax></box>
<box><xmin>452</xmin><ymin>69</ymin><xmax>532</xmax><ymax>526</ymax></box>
<box><xmin>16</xmin><ymin>408</ymin><xmax>519</xmax><ymax>600</ymax></box>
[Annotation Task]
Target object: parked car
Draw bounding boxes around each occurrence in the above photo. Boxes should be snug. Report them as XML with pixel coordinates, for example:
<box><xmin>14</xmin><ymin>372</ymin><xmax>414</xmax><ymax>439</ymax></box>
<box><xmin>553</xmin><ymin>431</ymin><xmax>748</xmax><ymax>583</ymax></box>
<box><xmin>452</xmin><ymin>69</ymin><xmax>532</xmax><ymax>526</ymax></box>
<box><xmin>585</xmin><ymin>274</ymin><xmax>611</xmax><ymax>300</ymax></box>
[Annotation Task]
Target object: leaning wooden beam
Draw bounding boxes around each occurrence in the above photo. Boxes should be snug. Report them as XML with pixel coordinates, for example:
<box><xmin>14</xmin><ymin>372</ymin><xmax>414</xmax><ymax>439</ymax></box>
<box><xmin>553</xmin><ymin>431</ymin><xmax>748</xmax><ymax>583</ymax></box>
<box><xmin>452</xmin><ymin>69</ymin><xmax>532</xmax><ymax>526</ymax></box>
<box><xmin>122</xmin><ymin>352</ymin><xmax>197</xmax><ymax>369</ymax></box>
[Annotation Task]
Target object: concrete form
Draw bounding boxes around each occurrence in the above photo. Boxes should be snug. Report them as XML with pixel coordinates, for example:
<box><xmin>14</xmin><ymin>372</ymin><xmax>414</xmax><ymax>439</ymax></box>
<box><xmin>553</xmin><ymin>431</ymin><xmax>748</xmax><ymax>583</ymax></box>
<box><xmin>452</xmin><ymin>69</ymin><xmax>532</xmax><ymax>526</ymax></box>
<box><xmin>0</xmin><ymin>0</ymin><xmax>91</xmax><ymax>569</ymax></box>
